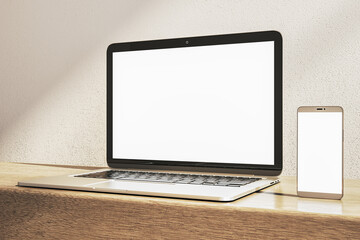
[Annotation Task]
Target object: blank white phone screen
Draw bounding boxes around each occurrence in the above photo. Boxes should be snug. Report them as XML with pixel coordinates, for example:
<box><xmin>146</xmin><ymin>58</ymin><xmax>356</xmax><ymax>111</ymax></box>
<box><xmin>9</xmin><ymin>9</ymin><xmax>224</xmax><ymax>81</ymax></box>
<box><xmin>298</xmin><ymin>112</ymin><xmax>342</xmax><ymax>194</ymax></box>
<box><xmin>113</xmin><ymin>41</ymin><xmax>274</xmax><ymax>165</ymax></box>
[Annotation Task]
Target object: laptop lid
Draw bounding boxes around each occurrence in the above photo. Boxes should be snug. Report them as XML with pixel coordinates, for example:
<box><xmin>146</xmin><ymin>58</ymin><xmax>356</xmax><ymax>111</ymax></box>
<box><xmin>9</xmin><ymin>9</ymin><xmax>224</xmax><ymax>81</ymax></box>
<box><xmin>107</xmin><ymin>31</ymin><xmax>282</xmax><ymax>176</ymax></box>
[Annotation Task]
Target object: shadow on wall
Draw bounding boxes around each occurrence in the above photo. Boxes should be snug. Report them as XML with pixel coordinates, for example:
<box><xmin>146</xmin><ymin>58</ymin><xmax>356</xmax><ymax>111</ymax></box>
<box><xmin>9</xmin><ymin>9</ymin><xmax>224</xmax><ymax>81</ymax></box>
<box><xmin>0</xmin><ymin>0</ymin><xmax>145</xmax><ymax>135</ymax></box>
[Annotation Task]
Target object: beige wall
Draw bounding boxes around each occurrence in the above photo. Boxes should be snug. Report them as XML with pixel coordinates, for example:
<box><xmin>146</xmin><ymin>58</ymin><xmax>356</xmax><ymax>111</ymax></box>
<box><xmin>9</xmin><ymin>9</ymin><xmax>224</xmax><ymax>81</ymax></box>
<box><xmin>1</xmin><ymin>0</ymin><xmax>360</xmax><ymax>178</ymax></box>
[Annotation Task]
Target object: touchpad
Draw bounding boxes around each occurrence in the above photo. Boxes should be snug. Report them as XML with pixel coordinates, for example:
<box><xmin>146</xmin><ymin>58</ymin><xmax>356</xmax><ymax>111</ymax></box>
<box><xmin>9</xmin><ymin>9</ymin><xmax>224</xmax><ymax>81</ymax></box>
<box><xmin>85</xmin><ymin>180</ymin><xmax>128</xmax><ymax>190</ymax></box>
<box><xmin>84</xmin><ymin>180</ymin><xmax>174</xmax><ymax>192</ymax></box>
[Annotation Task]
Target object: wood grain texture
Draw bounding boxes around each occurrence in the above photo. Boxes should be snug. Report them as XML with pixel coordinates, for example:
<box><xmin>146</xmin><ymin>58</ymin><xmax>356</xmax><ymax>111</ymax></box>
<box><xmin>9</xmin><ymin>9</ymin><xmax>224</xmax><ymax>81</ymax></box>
<box><xmin>1</xmin><ymin>163</ymin><xmax>360</xmax><ymax>239</ymax></box>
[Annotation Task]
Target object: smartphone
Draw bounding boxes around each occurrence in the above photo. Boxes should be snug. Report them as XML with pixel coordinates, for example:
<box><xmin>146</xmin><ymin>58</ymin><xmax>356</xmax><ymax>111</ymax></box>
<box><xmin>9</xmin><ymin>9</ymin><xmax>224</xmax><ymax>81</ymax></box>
<box><xmin>297</xmin><ymin>106</ymin><xmax>343</xmax><ymax>199</ymax></box>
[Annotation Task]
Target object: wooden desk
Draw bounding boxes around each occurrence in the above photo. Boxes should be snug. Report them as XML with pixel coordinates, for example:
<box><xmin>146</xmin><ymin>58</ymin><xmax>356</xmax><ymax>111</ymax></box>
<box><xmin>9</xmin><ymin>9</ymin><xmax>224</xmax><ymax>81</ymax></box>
<box><xmin>0</xmin><ymin>162</ymin><xmax>359</xmax><ymax>239</ymax></box>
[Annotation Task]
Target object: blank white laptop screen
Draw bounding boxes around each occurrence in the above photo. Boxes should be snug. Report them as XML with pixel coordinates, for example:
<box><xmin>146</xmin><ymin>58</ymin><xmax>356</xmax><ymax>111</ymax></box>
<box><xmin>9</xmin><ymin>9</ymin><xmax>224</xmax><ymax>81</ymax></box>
<box><xmin>113</xmin><ymin>41</ymin><xmax>274</xmax><ymax>165</ymax></box>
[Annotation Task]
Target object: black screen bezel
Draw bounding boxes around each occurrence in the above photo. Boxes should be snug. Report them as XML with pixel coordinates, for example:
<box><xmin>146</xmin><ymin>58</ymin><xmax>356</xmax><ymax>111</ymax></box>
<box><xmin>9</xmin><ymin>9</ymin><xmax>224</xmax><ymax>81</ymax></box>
<box><xmin>107</xmin><ymin>31</ymin><xmax>282</xmax><ymax>176</ymax></box>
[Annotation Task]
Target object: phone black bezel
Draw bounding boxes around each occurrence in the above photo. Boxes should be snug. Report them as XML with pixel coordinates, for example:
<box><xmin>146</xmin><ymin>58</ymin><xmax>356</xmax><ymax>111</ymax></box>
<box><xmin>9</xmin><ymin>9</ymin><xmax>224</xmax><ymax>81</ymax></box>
<box><xmin>106</xmin><ymin>30</ymin><xmax>282</xmax><ymax>176</ymax></box>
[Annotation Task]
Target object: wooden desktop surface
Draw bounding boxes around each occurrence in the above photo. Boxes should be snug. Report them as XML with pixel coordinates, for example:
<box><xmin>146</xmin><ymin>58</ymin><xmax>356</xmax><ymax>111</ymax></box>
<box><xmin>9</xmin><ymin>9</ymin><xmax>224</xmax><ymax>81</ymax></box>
<box><xmin>0</xmin><ymin>162</ymin><xmax>359</xmax><ymax>239</ymax></box>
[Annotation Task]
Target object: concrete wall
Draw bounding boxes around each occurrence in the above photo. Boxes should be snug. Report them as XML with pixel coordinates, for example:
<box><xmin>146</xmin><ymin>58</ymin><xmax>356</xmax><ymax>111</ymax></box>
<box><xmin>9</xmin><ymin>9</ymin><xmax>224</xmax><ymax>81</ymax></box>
<box><xmin>1</xmin><ymin>0</ymin><xmax>359</xmax><ymax>178</ymax></box>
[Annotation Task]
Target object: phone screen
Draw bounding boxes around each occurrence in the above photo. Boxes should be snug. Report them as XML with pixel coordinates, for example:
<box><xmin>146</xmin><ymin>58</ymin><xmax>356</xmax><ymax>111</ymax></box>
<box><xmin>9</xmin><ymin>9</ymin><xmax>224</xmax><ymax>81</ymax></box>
<box><xmin>298</xmin><ymin>110</ymin><xmax>343</xmax><ymax>195</ymax></box>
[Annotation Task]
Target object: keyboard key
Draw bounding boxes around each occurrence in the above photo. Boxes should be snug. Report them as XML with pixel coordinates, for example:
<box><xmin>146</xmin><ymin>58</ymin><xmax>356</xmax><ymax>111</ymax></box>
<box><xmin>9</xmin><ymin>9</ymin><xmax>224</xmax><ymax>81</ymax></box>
<box><xmin>214</xmin><ymin>182</ymin><xmax>230</xmax><ymax>186</ymax></box>
<box><xmin>202</xmin><ymin>182</ymin><xmax>215</xmax><ymax>185</ymax></box>
<box><xmin>174</xmin><ymin>179</ymin><xmax>193</xmax><ymax>184</ymax></box>
<box><xmin>227</xmin><ymin>184</ymin><xmax>243</xmax><ymax>187</ymax></box>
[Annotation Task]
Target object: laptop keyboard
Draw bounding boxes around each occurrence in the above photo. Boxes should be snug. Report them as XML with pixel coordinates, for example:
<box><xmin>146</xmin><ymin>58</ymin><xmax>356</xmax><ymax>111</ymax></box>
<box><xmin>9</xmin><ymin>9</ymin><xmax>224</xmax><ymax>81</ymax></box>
<box><xmin>75</xmin><ymin>170</ymin><xmax>261</xmax><ymax>187</ymax></box>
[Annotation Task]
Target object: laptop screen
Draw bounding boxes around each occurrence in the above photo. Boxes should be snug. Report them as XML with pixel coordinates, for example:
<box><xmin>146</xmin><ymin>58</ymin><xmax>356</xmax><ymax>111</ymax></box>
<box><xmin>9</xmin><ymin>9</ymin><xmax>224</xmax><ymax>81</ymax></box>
<box><xmin>108</xmin><ymin>31</ymin><xmax>282</xmax><ymax>172</ymax></box>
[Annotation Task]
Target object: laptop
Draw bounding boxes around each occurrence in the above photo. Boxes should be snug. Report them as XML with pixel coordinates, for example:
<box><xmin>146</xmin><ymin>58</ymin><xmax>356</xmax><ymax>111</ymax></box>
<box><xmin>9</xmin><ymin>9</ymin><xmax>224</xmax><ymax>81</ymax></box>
<box><xmin>18</xmin><ymin>30</ymin><xmax>283</xmax><ymax>202</ymax></box>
